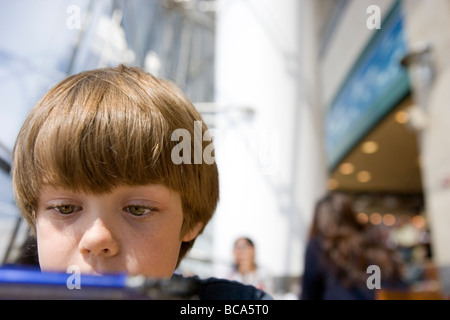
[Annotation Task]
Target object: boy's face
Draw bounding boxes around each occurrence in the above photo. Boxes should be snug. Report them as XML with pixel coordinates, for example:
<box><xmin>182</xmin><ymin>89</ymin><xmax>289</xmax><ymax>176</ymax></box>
<box><xmin>35</xmin><ymin>184</ymin><xmax>195</xmax><ymax>278</ymax></box>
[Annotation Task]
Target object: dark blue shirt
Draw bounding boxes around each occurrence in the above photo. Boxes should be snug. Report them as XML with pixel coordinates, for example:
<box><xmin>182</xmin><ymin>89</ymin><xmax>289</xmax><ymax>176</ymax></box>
<box><xmin>173</xmin><ymin>274</ymin><xmax>273</xmax><ymax>300</ymax></box>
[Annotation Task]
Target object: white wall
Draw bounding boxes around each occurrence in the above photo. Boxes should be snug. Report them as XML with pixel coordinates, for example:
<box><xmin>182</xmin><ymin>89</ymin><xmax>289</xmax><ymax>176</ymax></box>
<box><xmin>402</xmin><ymin>0</ymin><xmax>450</xmax><ymax>270</ymax></box>
<box><xmin>211</xmin><ymin>0</ymin><xmax>326</xmax><ymax>280</ymax></box>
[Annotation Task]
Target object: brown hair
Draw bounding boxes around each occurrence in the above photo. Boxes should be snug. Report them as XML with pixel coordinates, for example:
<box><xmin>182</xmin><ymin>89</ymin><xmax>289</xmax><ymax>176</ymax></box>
<box><xmin>12</xmin><ymin>65</ymin><xmax>219</xmax><ymax>265</ymax></box>
<box><xmin>309</xmin><ymin>192</ymin><xmax>404</xmax><ymax>287</ymax></box>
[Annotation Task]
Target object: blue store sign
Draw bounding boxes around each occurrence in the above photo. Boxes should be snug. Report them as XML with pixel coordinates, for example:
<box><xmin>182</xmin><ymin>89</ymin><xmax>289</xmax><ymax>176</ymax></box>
<box><xmin>325</xmin><ymin>1</ymin><xmax>410</xmax><ymax>170</ymax></box>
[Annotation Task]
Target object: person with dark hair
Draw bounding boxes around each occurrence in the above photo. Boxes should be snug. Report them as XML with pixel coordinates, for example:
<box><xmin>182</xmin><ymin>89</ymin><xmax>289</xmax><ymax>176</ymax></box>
<box><xmin>300</xmin><ymin>192</ymin><xmax>407</xmax><ymax>300</ymax></box>
<box><xmin>228</xmin><ymin>237</ymin><xmax>272</xmax><ymax>293</ymax></box>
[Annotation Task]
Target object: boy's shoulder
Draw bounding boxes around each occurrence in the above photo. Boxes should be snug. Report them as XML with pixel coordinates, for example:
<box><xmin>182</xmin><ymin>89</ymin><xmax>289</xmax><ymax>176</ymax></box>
<box><xmin>173</xmin><ymin>274</ymin><xmax>273</xmax><ymax>300</ymax></box>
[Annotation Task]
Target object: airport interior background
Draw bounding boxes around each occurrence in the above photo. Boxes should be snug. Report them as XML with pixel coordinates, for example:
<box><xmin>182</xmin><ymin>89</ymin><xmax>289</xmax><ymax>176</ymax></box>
<box><xmin>1</xmin><ymin>0</ymin><xmax>450</xmax><ymax>299</ymax></box>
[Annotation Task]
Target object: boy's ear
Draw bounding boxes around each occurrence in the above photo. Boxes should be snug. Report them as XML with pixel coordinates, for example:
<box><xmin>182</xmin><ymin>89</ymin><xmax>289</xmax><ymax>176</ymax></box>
<box><xmin>182</xmin><ymin>222</ymin><xmax>204</xmax><ymax>242</ymax></box>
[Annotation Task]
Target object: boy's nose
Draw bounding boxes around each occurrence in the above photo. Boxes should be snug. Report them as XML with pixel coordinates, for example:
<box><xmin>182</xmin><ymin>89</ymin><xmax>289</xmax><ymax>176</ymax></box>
<box><xmin>78</xmin><ymin>218</ymin><xmax>119</xmax><ymax>258</ymax></box>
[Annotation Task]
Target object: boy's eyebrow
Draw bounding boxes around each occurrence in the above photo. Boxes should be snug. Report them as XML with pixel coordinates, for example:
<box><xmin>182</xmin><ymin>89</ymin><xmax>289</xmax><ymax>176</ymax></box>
<box><xmin>38</xmin><ymin>185</ymin><xmax>173</xmax><ymax>202</ymax></box>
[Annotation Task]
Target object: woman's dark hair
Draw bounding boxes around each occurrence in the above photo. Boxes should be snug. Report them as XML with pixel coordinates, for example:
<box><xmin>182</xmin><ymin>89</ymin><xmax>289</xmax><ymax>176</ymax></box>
<box><xmin>234</xmin><ymin>237</ymin><xmax>255</xmax><ymax>248</ymax></box>
<box><xmin>309</xmin><ymin>192</ymin><xmax>404</xmax><ymax>287</ymax></box>
<box><xmin>232</xmin><ymin>237</ymin><xmax>256</xmax><ymax>272</ymax></box>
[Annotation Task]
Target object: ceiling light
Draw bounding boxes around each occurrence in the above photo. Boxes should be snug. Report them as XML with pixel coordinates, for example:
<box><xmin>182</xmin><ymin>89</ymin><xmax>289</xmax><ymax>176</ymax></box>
<box><xmin>327</xmin><ymin>178</ymin><xmax>339</xmax><ymax>190</ymax></box>
<box><xmin>412</xmin><ymin>215</ymin><xmax>426</xmax><ymax>229</ymax></box>
<box><xmin>339</xmin><ymin>163</ymin><xmax>355</xmax><ymax>175</ymax></box>
<box><xmin>356</xmin><ymin>212</ymin><xmax>369</xmax><ymax>224</ymax></box>
<box><xmin>383</xmin><ymin>213</ymin><xmax>396</xmax><ymax>226</ymax></box>
<box><xmin>361</xmin><ymin>141</ymin><xmax>379</xmax><ymax>154</ymax></box>
<box><xmin>369</xmin><ymin>212</ymin><xmax>382</xmax><ymax>225</ymax></box>
<box><xmin>356</xmin><ymin>171</ymin><xmax>372</xmax><ymax>183</ymax></box>
<box><xmin>395</xmin><ymin>110</ymin><xmax>410</xmax><ymax>124</ymax></box>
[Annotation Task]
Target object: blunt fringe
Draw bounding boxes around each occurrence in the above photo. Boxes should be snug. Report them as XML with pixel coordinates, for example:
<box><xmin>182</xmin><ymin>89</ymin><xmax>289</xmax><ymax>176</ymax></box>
<box><xmin>12</xmin><ymin>65</ymin><xmax>219</xmax><ymax>264</ymax></box>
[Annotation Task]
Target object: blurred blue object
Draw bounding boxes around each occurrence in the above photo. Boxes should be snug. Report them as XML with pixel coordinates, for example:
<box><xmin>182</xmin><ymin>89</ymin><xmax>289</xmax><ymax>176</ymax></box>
<box><xmin>0</xmin><ymin>266</ymin><xmax>199</xmax><ymax>299</ymax></box>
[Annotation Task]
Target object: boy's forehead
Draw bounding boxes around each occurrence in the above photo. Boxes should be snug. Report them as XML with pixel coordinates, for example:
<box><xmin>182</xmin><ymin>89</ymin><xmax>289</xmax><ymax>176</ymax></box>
<box><xmin>40</xmin><ymin>183</ymin><xmax>178</xmax><ymax>195</ymax></box>
<box><xmin>37</xmin><ymin>183</ymin><xmax>180</xmax><ymax>201</ymax></box>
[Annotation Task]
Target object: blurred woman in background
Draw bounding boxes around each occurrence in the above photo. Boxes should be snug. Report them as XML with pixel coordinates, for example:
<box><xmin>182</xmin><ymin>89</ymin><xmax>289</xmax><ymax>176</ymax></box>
<box><xmin>301</xmin><ymin>192</ymin><xmax>407</xmax><ymax>300</ymax></box>
<box><xmin>228</xmin><ymin>237</ymin><xmax>271</xmax><ymax>293</ymax></box>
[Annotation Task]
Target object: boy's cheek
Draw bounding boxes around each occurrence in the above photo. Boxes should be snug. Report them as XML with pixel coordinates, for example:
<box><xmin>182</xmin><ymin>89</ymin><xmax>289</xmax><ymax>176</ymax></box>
<box><xmin>35</xmin><ymin>219</ymin><xmax>77</xmax><ymax>271</ymax></box>
<box><xmin>37</xmin><ymin>241</ymin><xmax>70</xmax><ymax>272</ymax></box>
<box><xmin>125</xmin><ymin>235</ymin><xmax>183</xmax><ymax>278</ymax></box>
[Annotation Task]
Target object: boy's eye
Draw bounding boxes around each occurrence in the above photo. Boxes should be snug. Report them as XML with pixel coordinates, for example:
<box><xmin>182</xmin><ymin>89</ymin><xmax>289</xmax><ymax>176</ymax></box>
<box><xmin>53</xmin><ymin>204</ymin><xmax>80</xmax><ymax>215</ymax></box>
<box><xmin>125</xmin><ymin>205</ymin><xmax>153</xmax><ymax>217</ymax></box>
